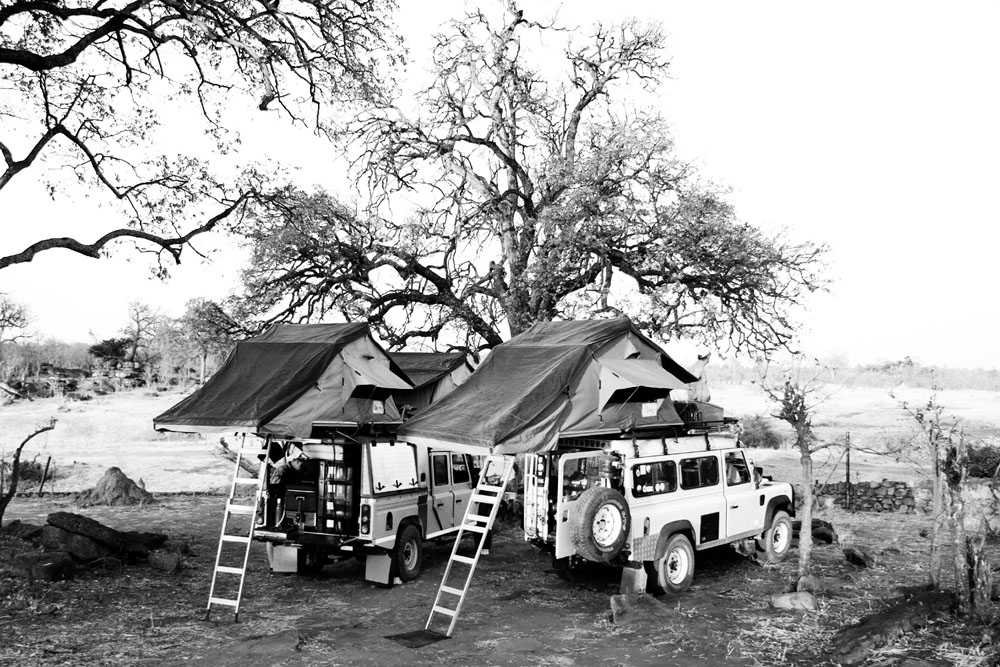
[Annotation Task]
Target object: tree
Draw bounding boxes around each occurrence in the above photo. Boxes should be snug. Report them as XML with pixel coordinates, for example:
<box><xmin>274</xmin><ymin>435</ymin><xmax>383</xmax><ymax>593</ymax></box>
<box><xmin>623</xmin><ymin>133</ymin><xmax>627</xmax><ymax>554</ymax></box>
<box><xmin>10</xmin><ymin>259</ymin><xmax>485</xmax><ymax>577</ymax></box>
<box><xmin>757</xmin><ymin>360</ymin><xmax>832</xmax><ymax>585</ymax></box>
<box><xmin>0</xmin><ymin>294</ymin><xmax>29</xmax><ymax>344</ymax></box>
<box><xmin>178</xmin><ymin>298</ymin><xmax>240</xmax><ymax>383</ymax></box>
<box><xmin>234</xmin><ymin>3</ymin><xmax>825</xmax><ymax>354</ymax></box>
<box><xmin>0</xmin><ymin>418</ymin><xmax>56</xmax><ymax>526</ymax></box>
<box><xmin>88</xmin><ymin>337</ymin><xmax>133</xmax><ymax>363</ymax></box>
<box><xmin>120</xmin><ymin>301</ymin><xmax>160</xmax><ymax>364</ymax></box>
<box><xmin>0</xmin><ymin>0</ymin><xmax>400</xmax><ymax>273</ymax></box>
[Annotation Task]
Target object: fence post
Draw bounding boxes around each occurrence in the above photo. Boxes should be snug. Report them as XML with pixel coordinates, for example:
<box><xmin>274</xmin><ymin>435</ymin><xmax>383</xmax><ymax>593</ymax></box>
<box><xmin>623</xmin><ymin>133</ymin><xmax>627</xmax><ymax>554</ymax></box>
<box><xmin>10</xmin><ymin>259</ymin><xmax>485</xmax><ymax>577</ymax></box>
<box><xmin>845</xmin><ymin>432</ymin><xmax>852</xmax><ymax>512</ymax></box>
<box><xmin>37</xmin><ymin>456</ymin><xmax>52</xmax><ymax>497</ymax></box>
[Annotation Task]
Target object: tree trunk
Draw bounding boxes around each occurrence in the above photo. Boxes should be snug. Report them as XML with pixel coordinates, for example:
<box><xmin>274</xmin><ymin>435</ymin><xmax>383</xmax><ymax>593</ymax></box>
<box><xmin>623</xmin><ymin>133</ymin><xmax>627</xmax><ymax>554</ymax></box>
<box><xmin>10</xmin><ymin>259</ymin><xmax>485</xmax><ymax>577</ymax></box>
<box><xmin>966</xmin><ymin>536</ymin><xmax>993</xmax><ymax>624</ymax></box>
<box><xmin>928</xmin><ymin>452</ymin><xmax>944</xmax><ymax>588</ymax></box>
<box><xmin>797</xmin><ymin>428</ymin><xmax>814</xmax><ymax>581</ymax></box>
<box><xmin>199</xmin><ymin>353</ymin><xmax>207</xmax><ymax>384</ymax></box>
<box><xmin>946</xmin><ymin>440</ymin><xmax>970</xmax><ymax>616</ymax></box>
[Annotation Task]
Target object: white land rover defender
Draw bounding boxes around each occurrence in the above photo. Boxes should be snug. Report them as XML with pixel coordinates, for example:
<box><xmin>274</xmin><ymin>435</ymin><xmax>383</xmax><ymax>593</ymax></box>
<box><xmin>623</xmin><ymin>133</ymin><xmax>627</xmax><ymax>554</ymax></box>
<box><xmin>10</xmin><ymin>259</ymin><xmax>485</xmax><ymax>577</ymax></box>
<box><xmin>253</xmin><ymin>438</ymin><xmax>480</xmax><ymax>585</ymax></box>
<box><xmin>523</xmin><ymin>405</ymin><xmax>795</xmax><ymax>593</ymax></box>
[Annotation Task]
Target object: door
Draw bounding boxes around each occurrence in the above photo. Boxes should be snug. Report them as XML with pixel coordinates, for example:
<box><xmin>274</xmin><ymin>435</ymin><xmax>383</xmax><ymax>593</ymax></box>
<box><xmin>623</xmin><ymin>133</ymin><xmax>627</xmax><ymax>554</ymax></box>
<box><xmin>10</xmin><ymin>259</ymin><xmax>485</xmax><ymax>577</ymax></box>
<box><xmin>723</xmin><ymin>450</ymin><xmax>763</xmax><ymax>538</ymax></box>
<box><xmin>450</xmin><ymin>453</ymin><xmax>475</xmax><ymax>521</ymax></box>
<box><xmin>429</xmin><ymin>452</ymin><xmax>454</xmax><ymax>534</ymax></box>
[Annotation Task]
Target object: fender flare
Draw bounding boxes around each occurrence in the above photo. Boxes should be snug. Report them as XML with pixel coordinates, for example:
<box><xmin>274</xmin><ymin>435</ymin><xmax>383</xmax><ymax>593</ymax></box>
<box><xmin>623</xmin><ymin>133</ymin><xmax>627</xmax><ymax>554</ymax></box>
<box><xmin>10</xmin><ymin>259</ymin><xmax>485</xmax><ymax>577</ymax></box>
<box><xmin>653</xmin><ymin>520</ymin><xmax>696</xmax><ymax>560</ymax></box>
<box><xmin>764</xmin><ymin>495</ymin><xmax>794</xmax><ymax>528</ymax></box>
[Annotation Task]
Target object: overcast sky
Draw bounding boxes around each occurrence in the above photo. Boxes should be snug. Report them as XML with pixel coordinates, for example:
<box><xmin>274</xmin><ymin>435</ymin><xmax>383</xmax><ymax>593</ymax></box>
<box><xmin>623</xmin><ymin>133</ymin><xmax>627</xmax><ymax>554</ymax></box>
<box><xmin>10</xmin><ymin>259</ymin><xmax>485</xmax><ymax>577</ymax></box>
<box><xmin>2</xmin><ymin>1</ymin><xmax>998</xmax><ymax>369</ymax></box>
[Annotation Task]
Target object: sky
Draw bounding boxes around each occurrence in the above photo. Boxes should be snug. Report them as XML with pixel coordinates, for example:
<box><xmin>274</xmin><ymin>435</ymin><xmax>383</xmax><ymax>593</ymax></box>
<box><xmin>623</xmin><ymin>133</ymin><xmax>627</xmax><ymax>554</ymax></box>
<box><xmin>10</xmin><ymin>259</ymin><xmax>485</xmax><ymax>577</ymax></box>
<box><xmin>1</xmin><ymin>1</ymin><xmax>998</xmax><ymax>369</ymax></box>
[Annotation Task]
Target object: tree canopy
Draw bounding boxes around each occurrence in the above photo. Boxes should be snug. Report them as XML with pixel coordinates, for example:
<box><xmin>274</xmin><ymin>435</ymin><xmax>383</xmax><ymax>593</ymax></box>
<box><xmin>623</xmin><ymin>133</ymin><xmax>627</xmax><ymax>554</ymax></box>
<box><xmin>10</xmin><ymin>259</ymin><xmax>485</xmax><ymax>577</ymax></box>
<box><xmin>234</xmin><ymin>3</ymin><xmax>825</xmax><ymax>355</ymax></box>
<box><xmin>0</xmin><ymin>0</ymin><xmax>399</xmax><ymax>272</ymax></box>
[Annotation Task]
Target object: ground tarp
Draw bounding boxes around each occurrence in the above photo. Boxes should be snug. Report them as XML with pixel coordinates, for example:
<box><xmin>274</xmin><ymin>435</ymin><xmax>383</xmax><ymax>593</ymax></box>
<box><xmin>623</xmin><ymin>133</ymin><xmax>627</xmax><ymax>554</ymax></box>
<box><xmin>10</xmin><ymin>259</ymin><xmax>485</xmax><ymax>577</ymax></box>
<box><xmin>398</xmin><ymin>318</ymin><xmax>697</xmax><ymax>455</ymax></box>
<box><xmin>153</xmin><ymin>323</ymin><xmax>412</xmax><ymax>437</ymax></box>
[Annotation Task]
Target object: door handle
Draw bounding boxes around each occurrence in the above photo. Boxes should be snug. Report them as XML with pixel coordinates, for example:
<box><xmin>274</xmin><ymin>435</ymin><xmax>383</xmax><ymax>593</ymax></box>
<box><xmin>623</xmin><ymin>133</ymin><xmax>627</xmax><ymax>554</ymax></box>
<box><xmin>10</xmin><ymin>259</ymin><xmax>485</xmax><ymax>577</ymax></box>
<box><xmin>455</xmin><ymin>498</ymin><xmax>463</xmax><ymax>503</ymax></box>
<box><xmin>729</xmin><ymin>504</ymin><xmax>739</xmax><ymax>509</ymax></box>
<box><xmin>436</xmin><ymin>502</ymin><xmax>445</xmax><ymax>507</ymax></box>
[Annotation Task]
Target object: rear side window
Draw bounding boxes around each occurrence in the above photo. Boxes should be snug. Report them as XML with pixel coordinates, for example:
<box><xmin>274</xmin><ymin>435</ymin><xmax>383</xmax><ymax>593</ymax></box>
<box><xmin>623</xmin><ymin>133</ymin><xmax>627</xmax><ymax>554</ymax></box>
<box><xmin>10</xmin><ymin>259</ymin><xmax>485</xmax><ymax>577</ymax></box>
<box><xmin>632</xmin><ymin>461</ymin><xmax>677</xmax><ymax>497</ymax></box>
<box><xmin>451</xmin><ymin>453</ymin><xmax>470</xmax><ymax>485</ymax></box>
<box><xmin>679</xmin><ymin>455</ymin><xmax>720</xmax><ymax>489</ymax></box>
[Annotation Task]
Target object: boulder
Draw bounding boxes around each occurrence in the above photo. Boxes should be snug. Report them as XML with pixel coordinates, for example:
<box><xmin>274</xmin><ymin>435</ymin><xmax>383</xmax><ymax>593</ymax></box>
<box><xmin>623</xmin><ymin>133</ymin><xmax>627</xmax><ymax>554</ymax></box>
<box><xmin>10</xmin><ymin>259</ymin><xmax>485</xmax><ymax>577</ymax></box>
<box><xmin>11</xmin><ymin>550</ymin><xmax>76</xmax><ymax>581</ymax></box>
<box><xmin>770</xmin><ymin>591</ymin><xmax>818</xmax><ymax>611</ymax></box>
<box><xmin>149</xmin><ymin>551</ymin><xmax>182</xmax><ymax>573</ymax></box>
<box><xmin>41</xmin><ymin>525</ymin><xmax>117</xmax><ymax>562</ymax></box>
<box><xmin>47</xmin><ymin>511</ymin><xmax>149</xmax><ymax>560</ymax></box>
<box><xmin>162</xmin><ymin>538</ymin><xmax>192</xmax><ymax>556</ymax></box>
<box><xmin>0</xmin><ymin>520</ymin><xmax>43</xmax><ymax>542</ymax></box>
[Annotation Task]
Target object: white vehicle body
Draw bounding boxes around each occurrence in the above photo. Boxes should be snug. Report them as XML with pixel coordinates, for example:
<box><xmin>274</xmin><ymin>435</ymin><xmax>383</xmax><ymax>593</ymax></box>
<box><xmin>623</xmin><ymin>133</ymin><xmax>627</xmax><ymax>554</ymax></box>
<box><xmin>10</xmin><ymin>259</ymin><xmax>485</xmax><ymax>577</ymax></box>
<box><xmin>254</xmin><ymin>438</ymin><xmax>477</xmax><ymax>584</ymax></box>
<box><xmin>523</xmin><ymin>430</ymin><xmax>795</xmax><ymax>592</ymax></box>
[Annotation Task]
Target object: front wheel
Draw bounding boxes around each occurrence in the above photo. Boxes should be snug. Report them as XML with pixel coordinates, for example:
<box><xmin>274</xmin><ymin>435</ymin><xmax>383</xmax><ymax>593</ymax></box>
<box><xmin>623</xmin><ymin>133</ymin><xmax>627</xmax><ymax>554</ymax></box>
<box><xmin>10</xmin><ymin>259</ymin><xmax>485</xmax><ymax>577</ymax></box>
<box><xmin>392</xmin><ymin>524</ymin><xmax>424</xmax><ymax>582</ymax></box>
<box><xmin>757</xmin><ymin>510</ymin><xmax>792</xmax><ymax>563</ymax></box>
<box><xmin>655</xmin><ymin>533</ymin><xmax>695</xmax><ymax>594</ymax></box>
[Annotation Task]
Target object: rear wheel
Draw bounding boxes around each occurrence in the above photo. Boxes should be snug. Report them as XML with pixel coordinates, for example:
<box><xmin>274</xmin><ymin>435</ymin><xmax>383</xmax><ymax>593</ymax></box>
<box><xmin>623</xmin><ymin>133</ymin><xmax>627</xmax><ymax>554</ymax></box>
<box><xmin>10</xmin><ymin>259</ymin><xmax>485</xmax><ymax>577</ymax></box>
<box><xmin>757</xmin><ymin>510</ymin><xmax>792</xmax><ymax>563</ymax></box>
<box><xmin>392</xmin><ymin>524</ymin><xmax>424</xmax><ymax>582</ymax></box>
<box><xmin>655</xmin><ymin>533</ymin><xmax>695</xmax><ymax>594</ymax></box>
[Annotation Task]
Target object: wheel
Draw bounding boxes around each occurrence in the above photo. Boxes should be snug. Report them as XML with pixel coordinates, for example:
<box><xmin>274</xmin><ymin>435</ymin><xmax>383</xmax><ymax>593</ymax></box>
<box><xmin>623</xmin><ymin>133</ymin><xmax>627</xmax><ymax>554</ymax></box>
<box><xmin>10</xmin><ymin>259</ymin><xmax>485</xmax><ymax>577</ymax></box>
<box><xmin>757</xmin><ymin>510</ymin><xmax>792</xmax><ymax>563</ymax></box>
<box><xmin>654</xmin><ymin>533</ymin><xmax>694</xmax><ymax>594</ymax></box>
<box><xmin>568</xmin><ymin>487</ymin><xmax>631</xmax><ymax>562</ymax></box>
<box><xmin>392</xmin><ymin>524</ymin><xmax>424</xmax><ymax>582</ymax></box>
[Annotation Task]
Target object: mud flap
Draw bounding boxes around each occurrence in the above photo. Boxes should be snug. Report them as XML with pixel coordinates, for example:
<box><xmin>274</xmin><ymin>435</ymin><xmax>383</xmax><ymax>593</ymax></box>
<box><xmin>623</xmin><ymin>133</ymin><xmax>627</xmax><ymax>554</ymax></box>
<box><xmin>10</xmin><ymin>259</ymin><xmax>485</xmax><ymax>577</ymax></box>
<box><xmin>365</xmin><ymin>552</ymin><xmax>393</xmax><ymax>585</ymax></box>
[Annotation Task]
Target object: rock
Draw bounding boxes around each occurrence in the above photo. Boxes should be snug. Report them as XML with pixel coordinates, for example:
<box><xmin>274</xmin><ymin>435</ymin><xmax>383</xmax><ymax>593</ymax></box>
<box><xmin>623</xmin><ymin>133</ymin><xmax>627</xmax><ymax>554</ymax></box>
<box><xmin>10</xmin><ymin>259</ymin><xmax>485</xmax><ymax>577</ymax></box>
<box><xmin>41</xmin><ymin>525</ymin><xmax>117</xmax><ymax>562</ymax></box>
<box><xmin>149</xmin><ymin>551</ymin><xmax>182</xmax><ymax>573</ymax></box>
<box><xmin>121</xmin><ymin>530</ymin><xmax>168</xmax><ymax>550</ymax></box>
<box><xmin>0</xmin><ymin>520</ymin><xmax>43</xmax><ymax>542</ymax></box>
<box><xmin>770</xmin><ymin>591</ymin><xmax>818</xmax><ymax>611</ymax></box>
<box><xmin>11</xmin><ymin>551</ymin><xmax>76</xmax><ymax>581</ymax></box>
<box><xmin>844</xmin><ymin>547</ymin><xmax>877</xmax><ymax>568</ymax></box>
<box><xmin>609</xmin><ymin>593</ymin><xmax>680</xmax><ymax>626</ymax></box>
<box><xmin>47</xmin><ymin>511</ymin><xmax>149</xmax><ymax>560</ymax></box>
<box><xmin>813</xmin><ymin>526</ymin><xmax>838</xmax><ymax>544</ymax></box>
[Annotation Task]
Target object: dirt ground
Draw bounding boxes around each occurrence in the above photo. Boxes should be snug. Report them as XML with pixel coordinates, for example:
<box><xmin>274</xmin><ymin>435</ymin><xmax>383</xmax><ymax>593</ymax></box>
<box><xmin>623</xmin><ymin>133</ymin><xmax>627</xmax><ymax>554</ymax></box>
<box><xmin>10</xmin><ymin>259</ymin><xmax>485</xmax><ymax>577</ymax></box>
<box><xmin>0</xmin><ymin>388</ymin><xmax>998</xmax><ymax>666</ymax></box>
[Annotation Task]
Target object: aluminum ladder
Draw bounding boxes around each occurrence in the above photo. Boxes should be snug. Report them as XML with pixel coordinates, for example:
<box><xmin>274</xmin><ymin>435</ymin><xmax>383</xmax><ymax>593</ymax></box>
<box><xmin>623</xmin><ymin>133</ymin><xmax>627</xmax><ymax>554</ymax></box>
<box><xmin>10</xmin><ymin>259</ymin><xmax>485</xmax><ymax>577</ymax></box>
<box><xmin>205</xmin><ymin>435</ymin><xmax>271</xmax><ymax>622</ymax></box>
<box><xmin>425</xmin><ymin>455</ymin><xmax>515</xmax><ymax>637</ymax></box>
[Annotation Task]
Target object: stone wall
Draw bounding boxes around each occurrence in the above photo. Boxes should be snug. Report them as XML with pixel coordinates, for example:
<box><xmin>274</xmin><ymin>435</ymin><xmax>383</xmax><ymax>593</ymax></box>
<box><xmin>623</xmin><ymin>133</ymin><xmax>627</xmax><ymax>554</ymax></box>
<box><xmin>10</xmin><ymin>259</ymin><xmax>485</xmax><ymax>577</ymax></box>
<box><xmin>814</xmin><ymin>478</ymin><xmax>999</xmax><ymax>532</ymax></box>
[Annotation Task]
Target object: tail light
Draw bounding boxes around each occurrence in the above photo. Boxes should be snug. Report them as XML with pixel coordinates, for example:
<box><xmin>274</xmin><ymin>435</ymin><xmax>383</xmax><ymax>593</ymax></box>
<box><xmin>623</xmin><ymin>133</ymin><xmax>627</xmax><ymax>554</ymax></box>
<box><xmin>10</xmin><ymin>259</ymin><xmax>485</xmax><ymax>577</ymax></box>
<box><xmin>360</xmin><ymin>504</ymin><xmax>371</xmax><ymax>535</ymax></box>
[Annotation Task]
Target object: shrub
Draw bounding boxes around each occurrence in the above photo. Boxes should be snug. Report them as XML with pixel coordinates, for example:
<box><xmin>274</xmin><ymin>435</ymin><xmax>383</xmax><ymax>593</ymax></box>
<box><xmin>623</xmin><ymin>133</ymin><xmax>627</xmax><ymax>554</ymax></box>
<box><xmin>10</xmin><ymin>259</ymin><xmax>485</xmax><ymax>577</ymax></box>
<box><xmin>0</xmin><ymin>455</ymin><xmax>53</xmax><ymax>484</ymax></box>
<box><xmin>740</xmin><ymin>415</ymin><xmax>783</xmax><ymax>449</ymax></box>
<box><xmin>966</xmin><ymin>443</ymin><xmax>1000</xmax><ymax>479</ymax></box>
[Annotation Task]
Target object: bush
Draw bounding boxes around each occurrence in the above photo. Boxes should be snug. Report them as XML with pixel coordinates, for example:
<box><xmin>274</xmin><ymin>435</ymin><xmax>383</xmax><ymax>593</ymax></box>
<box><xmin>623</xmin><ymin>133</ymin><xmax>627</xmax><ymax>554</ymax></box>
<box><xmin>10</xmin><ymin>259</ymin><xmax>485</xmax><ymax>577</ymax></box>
<box><xmin>740</xmin><ymin>415</ymin><xmax>783</xmax><ymax>449</ymax></box>
<box><xmin>966</xmin><ymin>443</ymin><xmax>1000</xmax><ymax>479</ymax></box>
<box><xmin>0</xmin><ymin>455</ymin><xmax>53</xmax><ymax>484</ymax></box>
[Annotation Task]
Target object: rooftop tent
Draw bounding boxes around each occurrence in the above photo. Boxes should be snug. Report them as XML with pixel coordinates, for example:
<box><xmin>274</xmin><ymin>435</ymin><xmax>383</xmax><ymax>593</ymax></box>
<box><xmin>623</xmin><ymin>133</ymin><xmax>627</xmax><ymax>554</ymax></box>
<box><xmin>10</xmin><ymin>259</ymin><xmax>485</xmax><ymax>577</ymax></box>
<box><xmin>389</xmin><ymin>352</ymin><xmax>474</xmax><ymax>415</ymax></box>
<box><xmin>398</xmin><ymin>318</ymin><xmax>698</xmax><ymax>455</ymax></box>
<box><xmin>153</xmin><ymin>323</ymin><xmax>412</xmax><ymax>438</ymax></box>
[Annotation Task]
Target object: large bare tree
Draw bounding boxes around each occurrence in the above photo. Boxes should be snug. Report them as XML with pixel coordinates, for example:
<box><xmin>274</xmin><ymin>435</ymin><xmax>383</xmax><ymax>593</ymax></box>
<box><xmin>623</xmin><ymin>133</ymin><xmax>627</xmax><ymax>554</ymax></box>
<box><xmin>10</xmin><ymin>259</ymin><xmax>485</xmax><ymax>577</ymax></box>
<box><xmin>0</xmin><ymin>0</ymin><xmax>399</xmax><ymax>272</ymax></box>
<box><xmin>235</xmin><ymin>3</ymin><xmax>825</xmax><ymax>354</ymax></box>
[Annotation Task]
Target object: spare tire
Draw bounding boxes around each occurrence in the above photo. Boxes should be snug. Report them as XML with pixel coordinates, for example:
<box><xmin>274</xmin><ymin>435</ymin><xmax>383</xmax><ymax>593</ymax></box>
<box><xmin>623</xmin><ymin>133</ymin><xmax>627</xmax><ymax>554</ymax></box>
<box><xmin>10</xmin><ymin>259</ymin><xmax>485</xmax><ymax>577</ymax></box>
<box><xmin>568</xmin><ymin>486</ymin><xmax>631</xmax><ymax>562</ymax></box>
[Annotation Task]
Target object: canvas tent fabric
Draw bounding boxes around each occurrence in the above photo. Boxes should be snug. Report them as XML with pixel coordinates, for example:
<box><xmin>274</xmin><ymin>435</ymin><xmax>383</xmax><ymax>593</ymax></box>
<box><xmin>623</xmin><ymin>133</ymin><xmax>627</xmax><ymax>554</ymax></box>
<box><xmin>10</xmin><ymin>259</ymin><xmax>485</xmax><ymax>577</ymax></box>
<box><xmin>398</xmin><ymin>318</ymin><xmax>698</xmax><ymax>455</ymax></box>
<box><xmin>389</xmin><ymin>352</ymin><xmax>473</xmax><ymax>415</ymax></box>
<box><xmin>153</xmin><ymin>323</ymin><xmax>412</xmax><ymax>438</ymax></box>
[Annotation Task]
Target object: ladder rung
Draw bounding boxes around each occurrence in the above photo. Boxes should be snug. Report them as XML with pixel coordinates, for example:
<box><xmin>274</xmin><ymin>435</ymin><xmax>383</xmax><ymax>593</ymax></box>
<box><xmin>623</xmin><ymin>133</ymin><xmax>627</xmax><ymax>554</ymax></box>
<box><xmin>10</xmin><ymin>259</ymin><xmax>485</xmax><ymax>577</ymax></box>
<box><xmin>465</xmin><ymin>513</ymin><xmax>491</xmax><ymax>524</ymax></box>
<box><xmin>431</xmin><ymin>605</ymin><xmax>457</xmax><ymax>617</ymax></box>
<box><xmin>227</xmin><ymin>504</ymin><xmax>256</xmax><ymax>514</ymax></box>
<box><xmin>209</xmin><ymin>597</ymin><xmax>239</xmax><ymax>607</ymax></box>
<box><xmin>439</xmin><ymin>585</ymin><xmax>465</xmax><ymax>596</ymax></box>
<box><xmin>461</xmin><ymin>524</ymin><xmax>487</xmax><ymax>534</ymax></box>
<box><xmin>451</xmin><ymin>554</ymin><xmax>476</xmax><ymax>565</ymax></box>
<box><xmin>234</xmin><ymin>477</ymin><xmax>259</xmax><ymax>485</ymax></box>
<box><xmin>470</xmin><ymin>494</ymin><xmax>501</xmax><ymax>504</ymax></box>
<box><xmin>221</xmin><ymin>535</ymin><xmax>251</xmax><ymax>544</ymax></box>
<box><xmin>216</xmin><ymin>566</ymin><xmax>244</xmax><ymax>574</ymax></box>
<box><xmin>478</xmin><ymin>483</ymin><xmax>505</xmax><ymax>493</ymax></box>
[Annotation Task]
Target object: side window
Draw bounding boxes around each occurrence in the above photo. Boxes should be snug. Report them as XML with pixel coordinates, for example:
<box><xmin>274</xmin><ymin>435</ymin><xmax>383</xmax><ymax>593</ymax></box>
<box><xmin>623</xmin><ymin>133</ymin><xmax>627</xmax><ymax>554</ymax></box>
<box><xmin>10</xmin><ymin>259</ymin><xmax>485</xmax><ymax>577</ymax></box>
<box><xmin>679</xmin><ymin>455</ymin><xmax>720</xmax><ymax>489</ymax></box>
<box><xmin>451</xmin><ymin>453</ymin><xmax>470</xmax><ymax>485</ymax></box>
<box><xmin>432</xmin><ymin>453</ymin><xmax>450</xmax><ymax>487</ymax></box>
<box><xmin>725</xmin><ymin>452</ymin><xmax>752</xmax><ymax>486</ymax></box>
<box><xmin>632</xmin><ymin>460</ymin><xmax>677</xmax><ymax>497</ymax></box>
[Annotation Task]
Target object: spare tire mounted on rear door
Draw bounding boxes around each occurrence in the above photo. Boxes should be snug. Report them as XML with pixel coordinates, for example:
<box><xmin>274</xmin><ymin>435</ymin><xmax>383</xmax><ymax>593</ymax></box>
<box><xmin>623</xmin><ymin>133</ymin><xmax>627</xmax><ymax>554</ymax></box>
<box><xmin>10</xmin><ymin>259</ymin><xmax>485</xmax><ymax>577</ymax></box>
<box><xmin>568</xmin><ymin>486</ymin><xmax>631</xmax><ymax>562</ymax></box>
